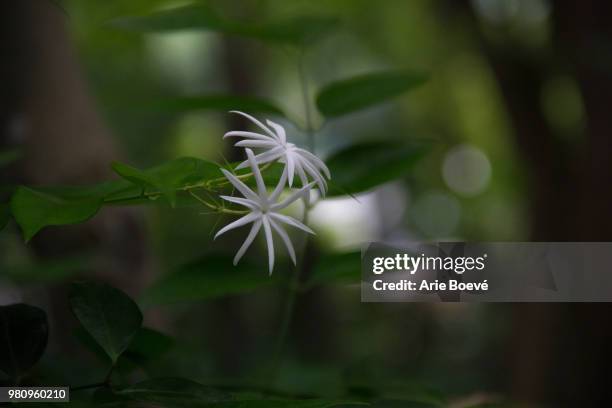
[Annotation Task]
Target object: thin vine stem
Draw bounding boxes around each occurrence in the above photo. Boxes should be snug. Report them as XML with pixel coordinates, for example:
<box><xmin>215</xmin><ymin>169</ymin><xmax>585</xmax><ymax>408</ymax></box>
<box><xmin>102</xmin><ymin>162</ymin><xmax>273</xmax><ymax>208</ymax></box>
<box><xmin>298</xmin><ymin>52</ymin><xmax>315</xmax><ymax>152</ymax></box>
<box><xmin>270</xmin><ymin>51</ymin><xmax>318</xmax><ymax>379</ymax></box>
<box><xmin>189</xmin><ymin>190</ymin><xmax>247</xmax><ymax>215</ymax></box>
<box><xmin>270</xmin><ymin>208</ymin><xmax>311</xmax><ymax>378</ymax></box>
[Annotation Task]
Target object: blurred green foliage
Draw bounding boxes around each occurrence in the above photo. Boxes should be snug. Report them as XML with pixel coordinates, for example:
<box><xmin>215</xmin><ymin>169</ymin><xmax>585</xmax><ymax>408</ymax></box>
<box><xmin>0</xmin><ymin>0</ymin><xmax>538</xmax><ymax>405</ymax></box>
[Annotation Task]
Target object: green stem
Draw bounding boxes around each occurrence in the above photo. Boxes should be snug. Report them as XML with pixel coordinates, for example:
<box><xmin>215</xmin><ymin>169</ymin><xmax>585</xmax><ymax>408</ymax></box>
<box><xmin>188</xmin><ymin>190</ymin><xmax>247</xmax><ymax>215</ymax></box>
<box><xmin>270</xmin><ymin>272</ymin><xmax>299</xmax><ymax>374</ymax></box>
<box><xmin>102</xmin><ymin>162</ymin><xmax>273</xmax><ymax>207</ymax></box>
<box><xmin>270</xmin><ymin>50</ymin><xmax>319</xmax><ymax>379</ymax></box>
<box><xmin>207</xmin><ymin>161</ymin><xmax>273</xmax><ymax>187</ymax></box>
<box><xmin>270</xmin><ymin>208</ymin><xmax>311</xmax><ymax>379</ymax></box>
<box><xmin>298</xmin><ymin>52</ymin><xmax>315</xmax><ymax>152</ymax></box>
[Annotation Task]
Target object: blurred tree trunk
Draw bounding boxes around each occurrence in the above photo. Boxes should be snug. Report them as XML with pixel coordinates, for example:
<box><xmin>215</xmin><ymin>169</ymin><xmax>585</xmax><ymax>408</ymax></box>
<box><xmin>0</xmin><ymin>0</ymin><xmax>153</xmax><ymax>356</ymax></box>
<box><xmin>441</xmin><ymin>0</ymin><xmax>612</xmax><ymax>405</ymax></box>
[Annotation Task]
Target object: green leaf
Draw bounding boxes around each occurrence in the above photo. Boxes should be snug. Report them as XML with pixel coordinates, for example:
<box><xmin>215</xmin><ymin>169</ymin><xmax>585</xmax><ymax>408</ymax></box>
<box><xmin>0</xmin><ymin>202</ymin><xmax>9</xmax><ymax>231</ymax></box>
<box><xmin>0</xmin><ymin>304</ymin><xmax>48</xmax><ymax>378</ymax></box>
<box><xmin>10</xmin><ymin>187</ymin><xmax>101</xmax><ymax>242</ymax></box>
<box><xmin>241</xmin><ymin>15</ymin><xmax>339</xmax><ymax>46</ymax></box>
<box><xmin>142</xmin><ymin>255</ymin><xmax>278</xmax><ymax>305</ymax></box>
<box><xmin>69</xmin><ymin>281</ymin><xmax>143</xmax><ymax>363</ymax></box>
<box><xmin>316</xmin><ymin>70</ymin><xmax>427</xmax><ymax>118</ymax></box>
<box><xmin>112</xmin><ymin>157</ymin><xmax>220</xmax><ymax>207</ymax></box>
<box><xmin>111</xmin><ymin>4</ymin><xmax>226</xmax><ymax>32</ymax></box>
<box><xmin>7</xmin><ymin>180</ymin><xmax>139</xmax><ymax>240</ymax></box>
<box><xmin>116</xmin><ymin>376</ymin><xmax>367</xmax><ymax>408</ymax></box>
<box><xmin>76</xmin><ymin>326</ymin><xmax>173</xmax><ymax>368</ymax></box>
<box><xmin>307</xmin><ymin>252</ymin><xmax>361</xmax><ymax>288</ymax></box>
<box><xmin>117</xmin><ymin>378</ymin><xmax>232</xmax><ymax>408</ymax></box>
<box><xmin>368</xmin><ymin>401</ymin><xmax>440</xmax><ymax>408</ymax></box>
<box><xmin>95</xmin><ymin>376</ymin><xmax>368</xmax><ymax>408</ymax></box>
<box><xmin>147</xmin><ymin>95</ymin><xmax>284</xmax><ymax>116</ymax></box>
<box><xmin>111</xmin><ymin>4</ymin><xmax>337</xmax><ymax>46</ymax></box>
<box><xmin>348</xmin><ymin>380</ymin><xmax>446</xmax><ymax>407</ymax></box>
<box><xmin>74</xmin><ymin>326</ymin><xmax>110</xmax><ymax>364</ymax></box>
<box><xmin>123</xmin><ymin>327</ymin><xmax>174</xmax><ymax>365</ymax></box>
<box><xmin>23</xmin><ymin>179</ymin><xmax>134</xmax><ymax>200</ymax></box>
<box><xmin>215</xmin><ymin>400</ymin><xmax>368</xmax><ymax>408</ymax></box>
<box><xmin>326</xmin><ymin>142</ymin><xmax>428</xmax><ymax>196</ymax></box>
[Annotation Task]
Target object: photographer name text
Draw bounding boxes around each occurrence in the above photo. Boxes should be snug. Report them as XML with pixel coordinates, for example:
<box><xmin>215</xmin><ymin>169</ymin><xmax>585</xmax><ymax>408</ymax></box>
<box><xmin>370</xmin><ymin>253</ymin><xmax>489</xmax><ymax>293</ymax></box>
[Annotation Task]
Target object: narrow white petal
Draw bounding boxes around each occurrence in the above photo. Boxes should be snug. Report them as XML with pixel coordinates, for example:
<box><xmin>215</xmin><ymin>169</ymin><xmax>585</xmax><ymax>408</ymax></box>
<box><xmin>233</xmin><ymin>219</ymin><xmax>262</xmax><ymax>265</ymax></box>
<box><xmin>262</xmin><ymin>215</ymin><xmax>275</xmax><ymax>274</ymax></box>
<box><xmin>214</xmin><ymin>212</ymin><xmax>259</xmax><ymax>239</ymax></box>
<box><xmin>269</xmin><ymin>217</ymin><xmax>296</xmax><ymax>265</ymax></box>
<box><xmin>297</xmin><ymin>148</ymin><xmax>331</xmax><ymax>179</ymax></box>
<box><xmin>271</xmin><ymin>182</ymin><xmax>315</xmax><ymax>211</ymax></box>
<box><xmin>221</xmin><ymin>169</ymin><xmax>260</xmax><ymax>201</ymax></box>
<box><xmin>295</xmin><ymin>162</ymin><xmax>311</xmax><ymax>206</ymax></box>
<box><xmin>302</xmin><ymin>159</ymin><xmax>327</xmax><ymax>194</ymax></box>
<box><xmin>234</xmin><ymin>160</ymin><xmax>249</xmax><ymax>170</ymax></box>
<box><xmin>223</xmin><ymin>131</ymin><xmax>274</xmax><ymax>142</ymax></box>
<box><xmin>230</xmin><ymin>111</ymin><xmax>278</xmax><ymax>141</ymax></box>
<box><xmin>235</xmin><ymin>146</ymin><xmax>285</xmax><ymax>170</ymax></box>
<box><xmin>270</xmin><ymin>212</ymin><xmax>315</xmax><ymax>235</ymax></box>
<box><xmin>252</xmin><ymin>145</ymin><xmax>286</xmax><ymax>163</ymax></box>
<box><xmin>295</xmin><ymin>161</ymin><xmax>309</xmax><ymax>186</ymax></box>
<box><xmin>266</xmin><ymin>119</ymin><xmax>287</xmax><ymax>144</ymax></box>
<box><xmin>235</xmin><ymin>140</ymin><xmax>278</xmax><ymax>148</ymax></box>
<box><xmin>251</xmin><ymin>151</ymin><xmax>285</xmax><ymax>166</ymax></box>
<box><xmin>219</xmin><ymin>195</ymin><xmax>259</xmax><ymax>210</ymax></box>
<box><xmin>269</xmin><ymin>166</ymin><xmax>288</xmax><ymax>202</ymax></box>
<box><xmin>286</xmin><ymin>153</ymin><xmax>295</xmax><ymax>187</ymax></box>
<box><xmin>245</xmin><ymin>149</ymin><xmax>267</xmax><ymax>199</ymax></box>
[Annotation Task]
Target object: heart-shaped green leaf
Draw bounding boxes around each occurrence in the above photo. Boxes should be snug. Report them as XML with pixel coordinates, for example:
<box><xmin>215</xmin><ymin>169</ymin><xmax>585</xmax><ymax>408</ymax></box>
<box><xmin>316</xmin><ymin>70</ymin><xmax>427</xmax><ymax>118</ymax></box>
<box><xmin>10</xmin><ymin>187</ymin><xmax>101</xmax><ymax>242</ymax></box>
<box><xmin>142</xmin><ymin>255</ymin><xmax>279</xmax><ymax>305</ymax></box>
<box><xmin>76</xmin><ymin>326</ymin><xmax>174</xmax><ymax>369</ymax></box>
<box><xmin>8</xmin><ymin>180</ymin><xmax>139</xmax><ymax>241</ymax></box>
<box><xmin>111</xmin><ymin>4</ymin><xmax>337</xmax><ymax>46</ymax></box>
<box><xmin>112</xmin><ymin>157</ymin><xmax>220</xmax><ymax>207</ymax></box>
<box><xmin>123</xmin><ymin>327</ymin><xmax>174</xmax><ymax>365</ymax></box>
<box><xmin>147</xmin><ymin>95</ymin><xmax>284</xmax><ymax>116</ymax></box>
<box><xmin>327</xmin><ymin>142</ymin><xmax>429</xmax><ymax>196</ymax></box>
<box><xmin>69</xmin><ymin>282</ymin><xmax>143</xmax><ymax>363</ymax></box>
<box><xmin>0</xmin><ymin>304</ymin><xmax>48</xmax><ymax>378</ymax></box>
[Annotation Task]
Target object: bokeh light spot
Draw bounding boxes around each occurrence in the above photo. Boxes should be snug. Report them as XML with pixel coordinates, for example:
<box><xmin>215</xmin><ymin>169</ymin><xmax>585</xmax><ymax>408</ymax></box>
<box><xmin>442</xmin><ymin>144</ymin><xmax>492</xmax><ymax>196</ymax></box>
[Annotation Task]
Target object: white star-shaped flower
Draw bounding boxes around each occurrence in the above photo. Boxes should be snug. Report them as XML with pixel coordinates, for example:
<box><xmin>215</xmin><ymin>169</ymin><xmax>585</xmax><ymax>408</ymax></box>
<box><xmin>224</xmin><ymin>111</ymin><xmax>331</xmax><ymax>195</ymax></box>
<box><xmin>215</xmin><ymin>148</ymin><xmax>315</xmax><ymax>274</ymax></box>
